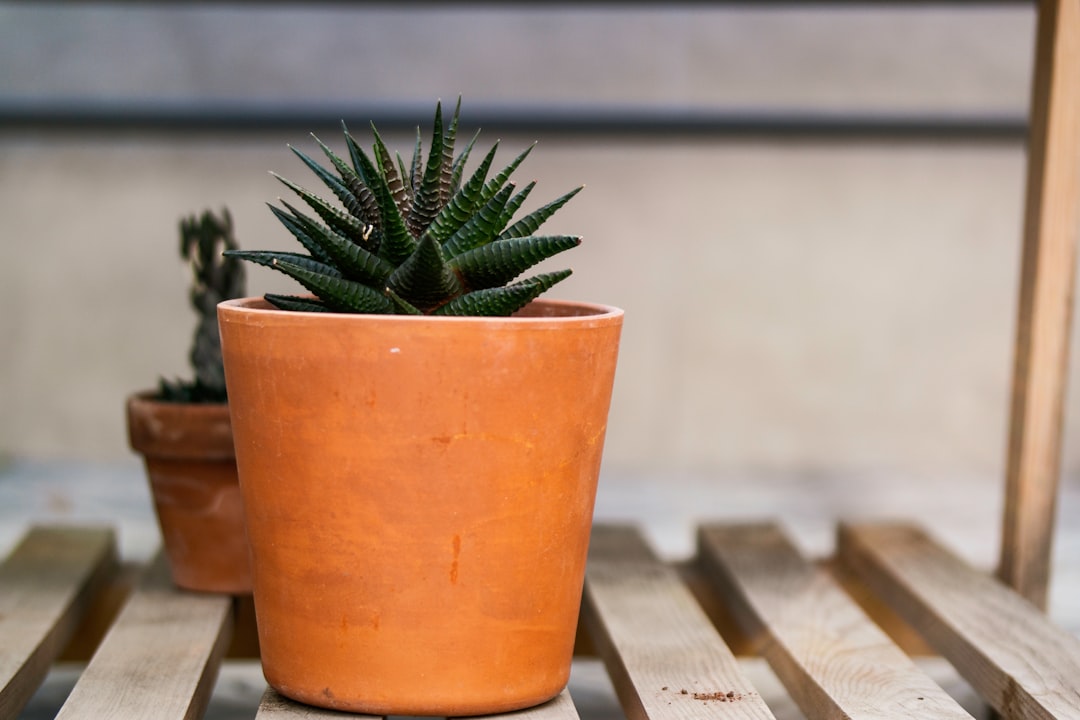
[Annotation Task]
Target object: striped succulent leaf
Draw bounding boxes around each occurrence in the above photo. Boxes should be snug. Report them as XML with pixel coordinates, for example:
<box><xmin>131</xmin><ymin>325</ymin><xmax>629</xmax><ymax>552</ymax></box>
<box><xmin>226</xmin><ymin>99</ymin><xmax>581</xmax><ymax>316</ymax></box>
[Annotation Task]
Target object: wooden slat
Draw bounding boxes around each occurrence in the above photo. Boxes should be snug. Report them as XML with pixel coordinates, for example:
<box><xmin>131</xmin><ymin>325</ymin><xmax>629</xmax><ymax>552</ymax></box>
<box><xmin>0</xmin><ymin>526</ymin><xmax>117</xmax><ymax>719</ymax></box>
<box><xmin>256</xmin><ymin>683</ymin><xmax>578</xmax><ymax>719</ymax></box>
<box><xmin>54</xmin><ymin>549</ymin><xmax>233</xmax><ymax>720</ymax></box>
<box><xmin>256</xmin><ymin>687</ymin><xmax>378</xmax><ymax>718</ymax></box>
<box><xmin>462</xmin><ymin>689</ymin><xmax>582</xmax><ymax>720</ymax></box>
<box><xmin>839</xmin><ymin>522</ymin><xmax>1080</xmax><ymax>720</ymax></box>
<box><xmin>697</xmin><ymin>523</ymin><xmax>973</xmax><ymax>720</ymax></box>
<box><xmin>582</xmin><ymin>524</ymin><xmax>776</xmax><ymax>720</ymax></box>
<box><xmin>1000</xmin><ymin>0</ymin><xmax>1080</xmax><ymax>610</ymax></box>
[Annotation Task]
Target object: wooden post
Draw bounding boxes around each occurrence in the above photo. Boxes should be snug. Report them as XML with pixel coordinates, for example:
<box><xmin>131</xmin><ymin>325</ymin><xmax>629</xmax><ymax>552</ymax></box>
<box><xmin>999</xmin><ymin>0</ymin><xmax>1080</xmax><ymax>610</ymax></box>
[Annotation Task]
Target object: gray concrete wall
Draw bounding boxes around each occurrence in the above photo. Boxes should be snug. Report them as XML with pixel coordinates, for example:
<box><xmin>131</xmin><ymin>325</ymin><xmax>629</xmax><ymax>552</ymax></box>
<box><xmin>6</xmin><ymin>5</ymin><xmax>1076</xmax><ymax>484</ymax></box>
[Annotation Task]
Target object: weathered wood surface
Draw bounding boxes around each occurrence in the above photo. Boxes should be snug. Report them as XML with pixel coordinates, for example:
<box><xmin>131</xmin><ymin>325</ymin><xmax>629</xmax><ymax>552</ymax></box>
<box><xmin>256</xmin><ymin>686</ymin><xmax>579</xmax><ymax>720</ymax></box>
<box><xmin>698</xmin><ymin>522</ymin><xmax>972</xmax><ymax>720</ymax></box>
<box><xmin>256</xmin><ymin>687</ymin><xmax>378</xmax><ymax>718</ymax></box>
<box><xmin>53</xmin><ymin>550</ymin><xmax>233</xmax><ymax>720</ymax></box>
<box><xmin>0</xmin><ymin>526</ymin><xmax>116</xmax><ymax>719</ymax></box>
<box><xmin>4</xmin><ymin>522</ymin><xmax>1080</xmax><ymax>720</ymax></box>
<box><xmin>840</xmin><ymin>522</ymin><xmax>1080</xmax><ymax>720</ymax></box>
<box><xmin>461</xmin><ymin>689</ymin><xmax>582</xmax><ymax>720</ymax></box>
<box><xmin>1000</xmin><ymin>0</ymin><xmax>1080</xmax><ymax>610</ymax></box>
<box><xmin>582</xmin><ymin>524</ymin><xmax>776</xmax><ymax>720</ymax></box>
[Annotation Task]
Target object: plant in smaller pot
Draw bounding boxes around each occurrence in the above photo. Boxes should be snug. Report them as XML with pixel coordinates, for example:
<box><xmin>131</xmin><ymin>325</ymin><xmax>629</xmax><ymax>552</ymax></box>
<box><xmin>219</xmin><ymin>99</ymin><xmax>623</xmax><ymax>714</ymax></box>
<box><xmin>127</xmin><ymin>209</ymin><xmax>252</xmax><ymax>593</ymax></box>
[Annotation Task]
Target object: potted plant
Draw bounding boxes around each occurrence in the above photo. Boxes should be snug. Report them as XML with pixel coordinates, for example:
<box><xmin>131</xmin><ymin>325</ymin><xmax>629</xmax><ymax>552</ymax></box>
<box><xmin>127</xmin><ymin>209</ymin><xmax>252</xmax><ymax>594</ymax></box>
<box><xmin>218</xmin><ymin>99</ymin><xmax>623</xmax><ymax>715</ymax></box>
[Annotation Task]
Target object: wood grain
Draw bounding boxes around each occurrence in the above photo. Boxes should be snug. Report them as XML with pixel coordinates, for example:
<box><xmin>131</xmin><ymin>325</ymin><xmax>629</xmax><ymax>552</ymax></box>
<box><xmin>0</xmin><ymin>526</ymin><xmax>117</xmax><ymax>719</ymax></box>
<box><xmin>1000</xmin><ymin>0</ymin><xmax>1080</xmax><ymax>610</ymax></box>
<box><xmin>256</xmin><ymin>687</ymin><xmax>377</xmax><ymax>718</ymax></box>
<box><xmin>54</xmin><ymin>549</ymin><xmax>233</xmax><ymax>720</ymax></box>
<box><xmin>697</xmin><ymin>523</ymin><xmax>972</xmax><ymax>720</ymax></box>
<box><xmin>462</xmin><ymin>689</ymin><xmax>582</xmax><ymax>720</ymax></box>
<box><xmin>582</xmin><ymin>524</ymin><xmax>776</xmax><ymax>720</ymax></box>
<box><xmin>840</xmin><ymin>522</ymin><xmax>1080</xmax><ymax>720</ymax></box>
<box><xmin>256</xmin><ymin>683</ymin><xmax>578</xmax><ymax>720</ymax></box>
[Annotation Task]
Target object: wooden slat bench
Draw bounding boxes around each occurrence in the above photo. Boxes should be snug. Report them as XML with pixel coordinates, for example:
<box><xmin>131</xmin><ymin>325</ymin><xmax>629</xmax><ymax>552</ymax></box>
<box><xmin>0</xmin><ymin>527</ymin><xmax>117</xmax><ymax>719</ymax></box>
<box><xmin>3</xmin><ymin>522</ymin><xmax>1080</xmax><ymax>720</ymax></box>
<box><xmin>5</xmin><ymin>1</ymin><xmax>1080</xmax><ymax>719</ymax></box>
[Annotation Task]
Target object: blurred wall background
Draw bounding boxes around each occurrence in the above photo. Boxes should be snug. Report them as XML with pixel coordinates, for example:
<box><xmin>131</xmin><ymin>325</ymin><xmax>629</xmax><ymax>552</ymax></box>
<box><xmin>3</xmin><ymin>3</ymin><xmax>1073</xmax><ymax>486</ymax></box>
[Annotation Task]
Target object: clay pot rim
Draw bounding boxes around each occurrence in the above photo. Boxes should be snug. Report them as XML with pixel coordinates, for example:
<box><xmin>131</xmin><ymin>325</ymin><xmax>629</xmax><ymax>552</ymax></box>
<box><xmin>126</xmin><ymin>390</ymin><xmax>234</xmax><ymax>459</ymax></box>
<box><xmin>218</xmin><ymin>296</ymin><xmax>623</xmax><ymax>327</ymax></box>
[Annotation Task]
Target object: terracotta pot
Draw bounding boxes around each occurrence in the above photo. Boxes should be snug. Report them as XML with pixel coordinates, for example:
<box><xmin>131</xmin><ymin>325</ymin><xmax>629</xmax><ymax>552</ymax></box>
<box><xmin>126</xmin><ymin>392</ymin><xmax>253</xmax><ymax>593</ymax></box>
<box><xmin>218</xmin><ymin>297</ymin><xmax>623</xmax><ymax>715</ymax></box>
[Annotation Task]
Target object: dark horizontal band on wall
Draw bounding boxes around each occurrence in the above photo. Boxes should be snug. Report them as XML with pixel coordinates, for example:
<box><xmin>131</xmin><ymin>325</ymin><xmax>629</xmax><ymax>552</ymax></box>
<box><xmin>0</xmin><ymin>99</ymin><xmax>1028</xmax><ymax>142</ymax></box>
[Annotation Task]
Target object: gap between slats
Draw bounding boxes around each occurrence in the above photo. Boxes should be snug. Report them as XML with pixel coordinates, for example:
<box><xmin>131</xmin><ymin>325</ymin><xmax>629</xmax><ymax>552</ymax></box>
<box><xmin>697</xmin><ymin>522</ymin><xmax>972</xmax><ymax>720</ymax></box>
<box><xmin>838</xmin><ymin>522</ymin><xmax>1080</xmax><ymax>720</ymax></box>
<box><xmin>0</xmin><ymin>526</ymin><xmax>116</xmax><ymax>719</ymax></box>
<box><xmin>583</xmin><ymin>524</ymin><xmax>777</xmax><ymax>720</ymax></box>
<box><xmin>53</xmin><ymin>548</ymin><xmax>234</xmax><ymax>720</ymax></box>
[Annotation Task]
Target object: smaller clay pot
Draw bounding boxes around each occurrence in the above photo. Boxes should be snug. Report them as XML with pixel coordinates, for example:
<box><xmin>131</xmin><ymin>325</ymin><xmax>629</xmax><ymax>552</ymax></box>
<box><xmin>127</xmin><ymin>391</ymin><xmax>252</xmax><ymax>594</ymax></box>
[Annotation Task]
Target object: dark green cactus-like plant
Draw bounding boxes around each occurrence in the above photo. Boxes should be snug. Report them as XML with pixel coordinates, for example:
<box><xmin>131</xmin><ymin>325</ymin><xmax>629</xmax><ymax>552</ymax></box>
<box><xmin>159</xmin><ymin>209</ymin><xmax>246</xmax><ymax>403</ymax></box>
<box><xmin>226</xmin><ymin>99</ymin><xmax>582</xmax><ymax>316</ymax></box>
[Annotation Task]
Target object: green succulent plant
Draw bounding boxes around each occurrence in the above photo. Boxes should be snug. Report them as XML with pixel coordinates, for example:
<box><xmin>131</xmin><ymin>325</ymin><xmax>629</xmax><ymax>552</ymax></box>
<box><xmin>159</xmin><ymin>209</ymin><xmax>246</xmax><ymax>403</ymax></box>
<box><xmin>226</xmin><ymin>99</ymin><xmax>582</xmax><ymax>316</ymax></box>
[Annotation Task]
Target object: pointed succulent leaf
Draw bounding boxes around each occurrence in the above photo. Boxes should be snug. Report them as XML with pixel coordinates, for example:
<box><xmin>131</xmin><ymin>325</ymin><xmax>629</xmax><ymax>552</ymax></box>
<box><xmin>447</xmin><ymin>96</ymin><xmax>462</xmax><ymax>137</ymax></box>
<box><xmin>341</xmin><ymin>124</ymin><xmax>393</xmax><ymax>228</ymax></box>
<box><xmin>407</xmin><ymin>101</ymin><xmax>449</xmax><ymax>236</ymax></box>
<box><xmin>289</xmin><ymin>143</ymin><xmax>347</xmax><ymax>193</ymax></box>
<box><xmin>428</xmin><ymin>96</ymin><xmax>459</xmax><ymax>206</ymax></box>
<box><xmin>273</xmin><ymin>173</ymin><xmax>372</xmax><ymax>245</ymax></box>
<box><xmin>372</xmin><ymin>126</ymin><xmax>410</xmax><ymax>218</ymax></box>
<box><xmin>264</xmin><ymin>294</ymin><xmax>331</xmax><ymax>313</ymax></box>
<box><xmin>450</xmin><ymin>129</ymin><xmax>480</xmax><ymax>194</ymax></box>
<box><xmin>450</xmin><ymin>235</ymin><xmax>581</xmax><ymax>290</ymax></box>
<box><xmin>224</xmin><ymin>249</ymin><xmax>342</xmax><ymax>279</ymax></box>
<box><xmin>272</xmin><ymin>258</ymin><xmax>393</xmax><ymax>314</ymax></box>
<box><xmin>409</xmin><ymin>127</ymin><xmax>422</xmax><ymax>192</ymax></box>
<box><xmin>395</xmin><ymin>152</ymin><xmax>412</xmax><ymax>203</ymax></box>
<box><xmin>287</xmin><ymin>144</ymin><xmax>368</xmax><ymax>222</ymax></box>
<box><xmin>386</xmin><ymin>288</ymin><xmax>424</xmax><ymax>315</ymax></box>
<box><xmin>441</xmin><ymin>182</ymin><xmax>516</xmax><ymax>259</ymax></box>
<box><xmin>425</xmin><ymin>142</ymin><xmax>499</xmax><ymax>243</ymax></box>
<box><xmin>499</xmin><ymin>186</ymin><xmax>583</xmax><ymax>240</ymax></box>
<box><xmin>274</xmin><ymin>203</ymin><xmax>393</xmax><ymax>285</ymax></box>
<box><xmin>267</xmin><ymin>204</ymin><xmax>336</xmax><ymax>264</ymax></box>
<box><xmin>434</xmin><ymin>270</ymin><xmax>572</xmax><ymax>317</ymax></box>
<box><xmin>441</xmin><ymin>97</ymin><xmax>461</xmax><ymax>194</ymax></box>
<box><xmin>313</xmin><ymin>134</ymin><xmax>378</xmax><ymax>225</ymax></box>
<box><xmin>343</xmin><ymin>122</ymin><xmax>366</xmax><ymax>176</ymax></box>
<box><xmin>496</xmin><ymin>181</ymin><xmax>536</xmax><ymax>232</ymax></box>
<box><xmin>347</xmin><ymin>130</ymin><xmax>416</xmax><ymax>265</ymax></box>
<box><xmin>278</xmin><ymin>198</ymin><xmax>379</xmax><ymax>259</ymax></box>
<box><xmin>477</xmin><ymin>143</ymin><xmax>534</xmax><ymax>207</ymax></box>
<box><xmin>387</xmin><ymin>234</ymin><xmax>462</xmax><ymax>311</ymax></box>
